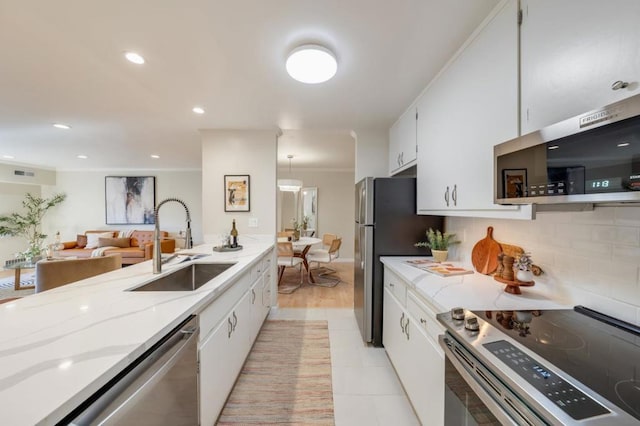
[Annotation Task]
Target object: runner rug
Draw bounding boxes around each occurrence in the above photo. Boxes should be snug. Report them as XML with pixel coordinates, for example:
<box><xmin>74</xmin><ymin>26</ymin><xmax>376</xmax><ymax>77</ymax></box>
<box><xmin>217</xmin><ymin>320</ymin><xmax>334</xmax><ymax>424</ymax></box>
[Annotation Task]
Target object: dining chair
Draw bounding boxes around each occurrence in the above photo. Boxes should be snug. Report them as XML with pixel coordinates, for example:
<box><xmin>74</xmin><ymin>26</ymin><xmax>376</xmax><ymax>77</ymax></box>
<box><xmin>276</xmin><ymin>241</ymin><xmax>304</xmax><ymax>294</ymax></box>
<box><xmin>320</xmin><ymin>233</ymin><xmax>338</xmax><ymax>249</ymax></box>
<box><xmin>306</xmin><ymin>237</ymin><xmax>342</xmax><ymax>287</ymax></box>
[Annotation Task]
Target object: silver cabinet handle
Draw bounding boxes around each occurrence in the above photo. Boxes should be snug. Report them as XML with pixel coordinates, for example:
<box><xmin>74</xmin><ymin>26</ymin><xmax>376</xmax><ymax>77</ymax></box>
<box><xmin>232</xmin><ymin>311</ymin><xmax>238</xmax><ymax>331</ymax></box>
<box><xmin>444</xmin><ymin>186</ymin><xmax>450</xmax><ymax>206</ymax></box>
<box><xmin>400</xmin><ymin>312</ymin><xmax>405</xmax><ymax>333</ymax></box>
<box><xmin>227</xmin><ymin>317</ymin><xmax>232</xmax><ymax>339</ymax></box>
<box><xmin>251</xmin><ymin>289</ymin><xmax>256</xmax><ymax>304</ymax></box>
<box><xmin>420</xmin><ymin>318</ymin><xmax>427</xmax><ymax>325</ymax></box>
<box><xmin>405</xmin><ymin>318</ymin><xmax>410</xmax><ymax>340</ymax></box>
<box><xmin>452</xmin><ymin>184</ymin><xmax>457</xmax><ymax>206</ymax></box>
<box><xmin>389</xmin><ymin>282</ymin><xmax>394</xmax><ymax>287</ymax></box>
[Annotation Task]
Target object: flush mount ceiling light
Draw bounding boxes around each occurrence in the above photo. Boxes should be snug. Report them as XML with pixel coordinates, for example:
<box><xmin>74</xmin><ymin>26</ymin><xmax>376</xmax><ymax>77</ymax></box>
<box><xmin>53</xmin><ymin>123</ymin><xmax>71</xmax><ymax>129</ymax></box>
<box><xmin>192</xmin><ymin>106</ymin><xmax>205</xmax><ymax>114</ymax></box>
<box><xmin>124</xmin><ymin>51</ymin><xmax>145</xmax><ymax>65</ymax></box>
<box><xmin>278</xmin><ymin>155</ymin><xmax>303</xmax><ymax>192</ymax></box>
<box><xmin>77</xmin><ymin>154</ymin><xmax>88</xmax><ymax>159</ymax></box>
<box><xmin>3</xmin><ymin>155</ymin><xmax>14</xmax><ymax>159</ymax></box>
<box><xmin>150</xmin><ymin>154</ymin><xmax>160</xmax><ymax>159</ymax></box>
<box><xmin>286</xmin><ymin>44</ymin><xmax>337</xmax><ymax>84</ymax></box>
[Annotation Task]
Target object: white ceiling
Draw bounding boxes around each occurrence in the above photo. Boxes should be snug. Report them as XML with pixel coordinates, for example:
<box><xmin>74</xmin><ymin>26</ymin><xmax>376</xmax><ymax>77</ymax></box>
<box><xmin>0</xmin><ymin>0</ymin><xmax>499</xmax><ymax>171</ymax></box>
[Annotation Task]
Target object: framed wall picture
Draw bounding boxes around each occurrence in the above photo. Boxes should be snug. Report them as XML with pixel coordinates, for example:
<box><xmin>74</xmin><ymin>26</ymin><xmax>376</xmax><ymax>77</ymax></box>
<box><xmin>105</xmin><ymin>176</ymin><xmax>156</xmax><ymax>224</ymax></box>
<box><xmin>224</xmin><ymin>175</ymin><xmax>250</xmax><ymax>212</ymax></box>
<box><xmin>502</xmin><ymin>169</ymin><xmax>527</xmax><ymax>198</ymax></box>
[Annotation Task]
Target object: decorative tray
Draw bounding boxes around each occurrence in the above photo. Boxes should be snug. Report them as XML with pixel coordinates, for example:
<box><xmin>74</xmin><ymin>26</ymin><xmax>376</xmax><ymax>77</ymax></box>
<box><xmin>493</xmin><ymin>276</ymin><xmax>534</xmax><ymax>295</ymax></box>
<box><xmin>213</xmin><ymin>245</ymin><xmax>243</xmax><ymax>252</ymax></box>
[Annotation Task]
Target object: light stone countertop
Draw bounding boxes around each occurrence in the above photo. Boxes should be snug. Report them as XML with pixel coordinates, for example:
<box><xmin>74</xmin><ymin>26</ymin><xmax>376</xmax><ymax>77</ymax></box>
<box><xmin>0</xmin><ymin>239</ymin><xmax>273</xmax><ymax>426</ymax></box>
<box><xmin>381</xmin><ymin>256</ymin><xmax>571</xmax><ymax>313</ymax></box>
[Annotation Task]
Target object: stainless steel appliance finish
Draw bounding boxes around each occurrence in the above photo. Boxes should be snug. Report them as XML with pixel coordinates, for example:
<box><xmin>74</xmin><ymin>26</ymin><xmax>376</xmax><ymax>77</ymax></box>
<box><xmin>495</xmin><ymin>93</ymin><xmax>640</xmax><ymax>205</ymax></box>
<box><xmin>66</xmin><ymin>316</ymin><xmax>199</xmax><ymax>425</ymax></box>
<box><xmin>354</xmin><ymin>177</ymin><xmax>443</xmax><ymax>345</ymax></box>
<box><xmin>438</xmin><ymin>307</ymin><xmax>640</xmax><ymax>425</ymax></box>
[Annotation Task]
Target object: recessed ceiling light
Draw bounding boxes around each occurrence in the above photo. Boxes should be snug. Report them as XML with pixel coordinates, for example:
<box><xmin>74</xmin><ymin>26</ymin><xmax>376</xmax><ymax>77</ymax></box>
<box><xmin>77</xmin><ymin>154</ymin><xmax>88</xmax><ymax>159</ymax></box>
<box><xmin>53</xmin><ymin>123</ymin><xmax>71</xmax><ymax>130</ymax></box>
<box><xmin>617</xmin><ymin>142</ymin><xmax>630</xmax><ymax>147</ymax></box>
<box><xmin>192</xmin><ymin>107</ymin><xmax>205</xmax><ymax>114</ymax></box>
<box><xmin>3</xmin><ymin>155</ymin><xmax>14</xmax><ymax>159</ymax></box>
<box><xmin>286</xmin><ymin>44</ymin><xmax>337</xmax><ymax>84</ymax></box>
<box><xmin>548</xmin><ymin>145</ymin><xmax>559</xmax><ymax>150</ymax></box>
<box><xmin>125</xmin><ymin>51</ymin><xmax>145</xmax><ymax>65</ymax></box>
<box><xmin>150</xmin><ymin>154</ymin><xmax>160</xmax><ymax>159</ymax></box>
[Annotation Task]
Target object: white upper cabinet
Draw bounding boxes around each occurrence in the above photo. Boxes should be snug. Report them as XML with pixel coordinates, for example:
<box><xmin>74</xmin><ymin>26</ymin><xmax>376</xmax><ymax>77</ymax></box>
<box><xmin>520</xmin><ymin>0</ymin><xmax>640</xmax><ymax>134</ymax></box>
<box><xmin>416</xmin><ymin>0</ymin><xmax>532</xmax><ymax>219</ymax></box>
<box><xmin>389</xmin><ymin>105</ymin><xmax>418</xmax><ymax>175</ymax></box>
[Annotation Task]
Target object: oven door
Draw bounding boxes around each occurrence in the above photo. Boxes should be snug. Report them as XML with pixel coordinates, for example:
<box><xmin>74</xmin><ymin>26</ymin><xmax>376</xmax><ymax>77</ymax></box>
<box><xmin>440</xmin><ymin>333</ymin><xmax>545</xmax><ymax>426</ymax></box>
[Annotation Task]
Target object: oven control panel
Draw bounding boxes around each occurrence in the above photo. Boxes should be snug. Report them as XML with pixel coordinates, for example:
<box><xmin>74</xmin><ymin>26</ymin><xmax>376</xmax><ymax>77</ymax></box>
<box><xmin>484</xmin><ymin>340</ymin><xmax>610</xmax><ymax>420</ymax></box>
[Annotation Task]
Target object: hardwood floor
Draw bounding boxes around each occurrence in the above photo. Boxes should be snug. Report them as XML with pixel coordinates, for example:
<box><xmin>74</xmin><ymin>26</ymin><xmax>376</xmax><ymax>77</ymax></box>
<box><xmin>278</xmin><ymin>261</ymin><xmax>354</xmax><ymax>308</ymax></box>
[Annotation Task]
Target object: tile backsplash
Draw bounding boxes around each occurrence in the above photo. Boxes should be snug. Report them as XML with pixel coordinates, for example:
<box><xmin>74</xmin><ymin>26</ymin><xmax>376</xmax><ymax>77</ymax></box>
<box><xmin>445</xmin><ymin>206</ymin><xmax>640</xmax><ymax>326</ymax></box>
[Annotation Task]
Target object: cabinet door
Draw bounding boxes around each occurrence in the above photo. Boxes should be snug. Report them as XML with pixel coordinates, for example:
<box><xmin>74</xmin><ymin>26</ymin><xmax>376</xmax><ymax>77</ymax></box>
<box><xmin>389</xmin><ymin>106</ymin><xmax>417</xmax><ymax>175</ymax></box>
<box><xmin>199</xmin><ymin>292</ymin><xmax>251</xmax><ymax>425</ymax></box>
<box><xmin>521</xmin><ymin>0</ymin><xmax>640</xmax><ymax>134</ymax></box>
<box><xmin>382</xmin><ymin>288</ymin><xmax>409</xmax><ymax>380</ymax></box>
<box><xmin>404</xmin><ymin>319</ymin><xmax>444</xmax><ymax>425</ymax></box>
<box><xmin>249</xmin><ymin>276</ymin><xmax>265</xmax><ymax>343</ymax></box>
<box><xmin>199</xmin><ymin>312</ymin><xmax>235</xmax><ymax>425</ymax></box>
<box><xmin>417</xmin><ymin>0</ymin><xmax>531</xmax><ymax>219</ymax></box>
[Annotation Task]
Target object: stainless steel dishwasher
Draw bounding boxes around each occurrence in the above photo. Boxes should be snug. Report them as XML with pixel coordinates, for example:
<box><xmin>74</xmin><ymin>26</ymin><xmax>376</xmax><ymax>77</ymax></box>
<box><xmin>65</xmin><ymin>315</ymin><xmax>199</xmax><ymax>426</ymax></box>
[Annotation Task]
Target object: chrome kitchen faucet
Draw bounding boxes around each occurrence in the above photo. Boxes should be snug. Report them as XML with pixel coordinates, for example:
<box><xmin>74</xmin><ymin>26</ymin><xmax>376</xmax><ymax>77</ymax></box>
<box><xmin>153</xmin><ymin>198</ymin><xmax>193</xmax><ymax>274</ymax></box>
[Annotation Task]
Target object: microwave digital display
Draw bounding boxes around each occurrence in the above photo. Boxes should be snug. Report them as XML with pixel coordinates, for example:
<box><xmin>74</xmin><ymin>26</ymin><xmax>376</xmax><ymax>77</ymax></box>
<box><xmin>585</xmin><ymin>177</ymin><xmax>623</xmax><ymax>192</ymax></box>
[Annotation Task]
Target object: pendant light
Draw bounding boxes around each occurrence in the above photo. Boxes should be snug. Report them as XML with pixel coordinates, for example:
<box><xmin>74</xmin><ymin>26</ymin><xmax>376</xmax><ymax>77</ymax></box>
<box><xmin>278</xmin><ymin>155</ymin><xmax>303</xmax><ymax>192</ymax></box>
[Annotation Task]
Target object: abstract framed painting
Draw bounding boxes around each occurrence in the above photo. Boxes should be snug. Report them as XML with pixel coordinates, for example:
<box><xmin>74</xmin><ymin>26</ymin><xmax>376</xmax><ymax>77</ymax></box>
<box><xmin>105</xmin><ymin>176</ymin><xmax>156</xmax><ymax>224</ymax></box>
<box><xmin>224</xmin><ymin>175</ymin><xmax>250</xmax><ymax>212</ymax></box>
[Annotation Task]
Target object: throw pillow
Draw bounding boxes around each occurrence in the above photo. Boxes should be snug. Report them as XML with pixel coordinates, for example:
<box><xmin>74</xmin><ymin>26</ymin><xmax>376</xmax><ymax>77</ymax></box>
<box><xmin>85</xmin><ymin>232</ymin><xmax>115</xmax><ymax>249</ymax></box>
<box><xmin>76</xmin><ymin>234</ymin><xmax>88</xmax><ymax>248</ymax></box>
<box><xmin>98</xmin><ymin>237</ymin><xmax>131</xmax><ymax>248</ymax></box>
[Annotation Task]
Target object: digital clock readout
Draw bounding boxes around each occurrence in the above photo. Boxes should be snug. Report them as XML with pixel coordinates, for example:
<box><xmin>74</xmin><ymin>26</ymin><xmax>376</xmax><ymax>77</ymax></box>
<box><xmin>585</xmin><ymin>177</ymin><xmax>622</xmax><ymax>192</ymax></box>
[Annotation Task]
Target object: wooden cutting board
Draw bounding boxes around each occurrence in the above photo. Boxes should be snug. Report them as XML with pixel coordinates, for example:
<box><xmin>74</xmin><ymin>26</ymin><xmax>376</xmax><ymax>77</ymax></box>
<box><xmin>471</xmin><ymin>226</ymin><xmax>502</xmax><ymax>275</ymax></box>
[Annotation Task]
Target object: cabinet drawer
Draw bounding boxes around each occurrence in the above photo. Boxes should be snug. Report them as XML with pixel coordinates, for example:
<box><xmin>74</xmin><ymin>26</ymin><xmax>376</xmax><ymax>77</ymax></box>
<box><xmin>199</xmin><ymin>271</ymin><xmax>250</xmax><ymax>341</ymax></box>
<box><xmin>384</xmin><ymin>268</ymin><xmax>407</xmax><ymax>307</ymax></box>
<box><xmin>407</xmin><ymin>290</ymin><xmax>443</xmax><ymax>346</ymax></box>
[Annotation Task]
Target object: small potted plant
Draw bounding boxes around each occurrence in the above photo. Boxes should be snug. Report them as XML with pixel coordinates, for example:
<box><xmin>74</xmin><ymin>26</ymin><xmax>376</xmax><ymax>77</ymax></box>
<box><xmin>514</xmin><ymin>252</ymin><xmax>534</xmax><ymax>282</ymax></box>
<box><xmin>415</xmin><ymin>228</ymin><xmax>458</xmax><ymax>262</ymax></box>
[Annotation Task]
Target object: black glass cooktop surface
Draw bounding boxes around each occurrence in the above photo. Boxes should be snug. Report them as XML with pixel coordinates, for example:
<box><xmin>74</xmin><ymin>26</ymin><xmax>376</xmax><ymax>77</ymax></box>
<box><xmin>472</xmin><ymin>307</ymin><xmax>640</xmax><ymax>421</ymax></box>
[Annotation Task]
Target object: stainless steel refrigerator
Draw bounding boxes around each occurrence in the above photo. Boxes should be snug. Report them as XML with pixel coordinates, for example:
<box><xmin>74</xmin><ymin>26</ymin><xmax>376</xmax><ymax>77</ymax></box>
<box><xmin>354</xmin><ymin>177</ymin><xmax>443</xmax><ymax>346</ymax></box>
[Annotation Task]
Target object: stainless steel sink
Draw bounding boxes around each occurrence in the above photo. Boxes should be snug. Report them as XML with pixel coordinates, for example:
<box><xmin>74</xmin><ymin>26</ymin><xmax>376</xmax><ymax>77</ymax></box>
<box><xmin>130</xmin><ymin>263</ymin><xmax>236</xmax><ymax>291</ymax></box>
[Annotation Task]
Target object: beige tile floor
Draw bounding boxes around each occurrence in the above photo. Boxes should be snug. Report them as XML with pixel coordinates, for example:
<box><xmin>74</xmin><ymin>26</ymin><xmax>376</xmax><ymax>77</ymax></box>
<box><xmin>267</xmin><ymin>307</ymin><xmax>420</xmax><ymax>426</ymax></box>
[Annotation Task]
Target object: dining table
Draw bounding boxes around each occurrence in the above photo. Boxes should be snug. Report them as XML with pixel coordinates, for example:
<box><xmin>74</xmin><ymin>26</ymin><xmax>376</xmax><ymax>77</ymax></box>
<box><xmin>291</xmin><ymin>237</ymin><xmax>322</xmax><ymax>283</ymax></box>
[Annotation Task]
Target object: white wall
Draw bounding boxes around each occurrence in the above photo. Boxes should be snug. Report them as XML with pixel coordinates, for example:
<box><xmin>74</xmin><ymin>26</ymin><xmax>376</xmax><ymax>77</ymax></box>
<box><xmin>277</xmin><ymin>169</ymin><xmax>355</xmax><ymax>260</ymax></box>
<box><xmin>445</xmin><ymin>206</ymin><xmax>640</xmax><ymax>325</ymax></box>
<box><xmin>352</xmin><ymin>129</ymin><xmax>388</xmax><ymax>182</ymax></box>
<box><xmin>41</xmin><ymin>170</ymin><xmax>203</xmax><ymax>244</ymax></box>
<box><xmin>201</xmin><ymin>130</ymin><xmax>278</xmax><ymax>242</ymax></box>
<box><xmin>0</xmin><ymin>183</ymin><xmax>42</xmax><ymax>262</ymax></box>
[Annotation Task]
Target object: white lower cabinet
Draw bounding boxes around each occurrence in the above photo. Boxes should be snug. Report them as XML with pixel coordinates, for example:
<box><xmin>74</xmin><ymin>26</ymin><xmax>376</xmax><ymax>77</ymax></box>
<box><xmin>383</xmin><ymin>269</ymin><xmax>444</xmax><ymax>425</ymax></box>
<box><xmin>198</xmin><ymin>249</ymin><xmax>274</xmax><ymax>425</ymax></box>
<box><xmin>199</xmin><ymin>291</ymin><xmax>251</xmax><ymax>425</ymax></box>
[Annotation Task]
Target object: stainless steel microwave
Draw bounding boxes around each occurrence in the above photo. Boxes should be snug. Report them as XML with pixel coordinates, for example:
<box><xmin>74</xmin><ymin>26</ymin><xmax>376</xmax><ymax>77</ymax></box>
<box><xmin>495</xmin><ymin>93</ymin><xmax>640</xmax><ymax>205</ymax></box>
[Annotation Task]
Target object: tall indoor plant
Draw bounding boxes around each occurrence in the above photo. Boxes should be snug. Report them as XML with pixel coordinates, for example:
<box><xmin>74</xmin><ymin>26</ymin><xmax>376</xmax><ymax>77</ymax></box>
<box><xmin>0</xmin><ymin>192</ymin><xmax>66</xmax><ymax>260</ymax></box>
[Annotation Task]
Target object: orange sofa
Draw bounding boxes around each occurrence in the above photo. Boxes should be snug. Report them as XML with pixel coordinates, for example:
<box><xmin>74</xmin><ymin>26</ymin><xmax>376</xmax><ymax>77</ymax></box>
<box><xmin>57</xmin><ymin>230</ymin><xmax>176</xmax><ymax>265</ymax></box>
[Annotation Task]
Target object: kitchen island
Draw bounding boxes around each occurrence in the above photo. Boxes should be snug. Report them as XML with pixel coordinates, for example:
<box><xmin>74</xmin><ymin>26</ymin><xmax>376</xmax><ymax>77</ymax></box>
<box><xmin>0</xmin><ymin>239</ymin><xmax>274</xmax><ymax>425</ymax></box>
